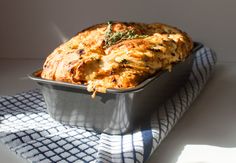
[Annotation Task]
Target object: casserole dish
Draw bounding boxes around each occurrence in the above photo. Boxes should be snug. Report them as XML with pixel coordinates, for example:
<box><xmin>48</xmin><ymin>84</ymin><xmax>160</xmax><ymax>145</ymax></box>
<box><xmin>29</xmin><ymin>42</ymin><xmax>202</xmax><ymax>134</ymax></box>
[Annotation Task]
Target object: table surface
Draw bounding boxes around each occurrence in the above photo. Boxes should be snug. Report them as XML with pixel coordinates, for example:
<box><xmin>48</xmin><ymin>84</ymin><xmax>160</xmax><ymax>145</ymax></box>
<box><xmin>0</xmin><ymin>59</ymin><xmax>236</xmax><ymax>163</ymax></box>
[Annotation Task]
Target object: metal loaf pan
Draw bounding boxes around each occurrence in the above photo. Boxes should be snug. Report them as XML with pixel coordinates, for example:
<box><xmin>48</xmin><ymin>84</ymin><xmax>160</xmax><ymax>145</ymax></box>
<box><xmin>29</xmin><ymin>42</ymin><xmax>202</xmax><ymax>135</ymax></box>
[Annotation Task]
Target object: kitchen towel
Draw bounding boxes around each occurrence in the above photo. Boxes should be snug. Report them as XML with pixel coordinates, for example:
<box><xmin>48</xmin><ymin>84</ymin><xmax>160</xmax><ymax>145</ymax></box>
<box><xmin>0</xmin><ymin>45</ymin><xmax>217</xmax><ymax>163</ymax></box>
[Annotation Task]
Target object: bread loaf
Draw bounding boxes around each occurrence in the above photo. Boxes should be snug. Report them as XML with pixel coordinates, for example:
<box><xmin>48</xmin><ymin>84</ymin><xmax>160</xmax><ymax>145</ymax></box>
<box><xmin>41</xmin><ymin>22</ymin><xmax>193</xmax><ymax>96</ymax></box>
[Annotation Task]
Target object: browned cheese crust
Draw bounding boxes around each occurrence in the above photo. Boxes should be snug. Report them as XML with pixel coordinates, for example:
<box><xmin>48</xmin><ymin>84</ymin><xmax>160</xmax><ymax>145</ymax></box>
<box><xmin>41</xmin><ymin>22</ymin><xmax>193</xmax><ymax>95</ymax></box>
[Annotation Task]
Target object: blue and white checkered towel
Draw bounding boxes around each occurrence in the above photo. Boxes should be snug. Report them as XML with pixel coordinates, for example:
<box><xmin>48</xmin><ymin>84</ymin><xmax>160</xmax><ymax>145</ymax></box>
<box><xmin>0</xmin><ymin>45</ymin><xmax>216</xmax><ymax>163</ymax></box>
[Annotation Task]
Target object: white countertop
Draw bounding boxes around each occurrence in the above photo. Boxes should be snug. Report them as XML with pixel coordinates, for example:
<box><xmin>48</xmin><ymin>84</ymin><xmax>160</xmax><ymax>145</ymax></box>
<box><xmin>0</xmin><ymin>59</ymin><xmax>236</xmax><ymax>163</ymax></box>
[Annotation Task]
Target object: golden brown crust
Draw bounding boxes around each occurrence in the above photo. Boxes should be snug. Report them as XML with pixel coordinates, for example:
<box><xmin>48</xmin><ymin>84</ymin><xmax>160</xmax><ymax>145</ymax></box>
<box><xmin>41</xmin><ymin>22</ymin><xmax>193</xmax><ymax>93</ymax></box>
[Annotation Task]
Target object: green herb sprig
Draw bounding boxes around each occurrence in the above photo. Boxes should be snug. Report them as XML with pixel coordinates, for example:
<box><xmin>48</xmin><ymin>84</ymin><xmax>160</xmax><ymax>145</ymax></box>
<box><xmin>104</xmin><ymin>21</ymin><xmax>148</xmax><ymax>48</ymax></box>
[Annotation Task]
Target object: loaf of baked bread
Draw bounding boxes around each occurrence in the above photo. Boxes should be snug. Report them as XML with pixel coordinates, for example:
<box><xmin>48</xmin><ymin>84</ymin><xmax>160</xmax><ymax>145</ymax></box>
<box><xmin>41</xmin><ymin>22</ymin><xmax>193</xmax><ymax>96</ymax></box>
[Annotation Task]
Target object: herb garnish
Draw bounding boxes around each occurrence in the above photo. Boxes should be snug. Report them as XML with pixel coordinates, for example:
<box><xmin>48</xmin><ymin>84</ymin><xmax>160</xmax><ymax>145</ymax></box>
<box><xmin>103</xmin><ymin>21</ymin><xmax>148</xmax><ymax>48</ymax></box>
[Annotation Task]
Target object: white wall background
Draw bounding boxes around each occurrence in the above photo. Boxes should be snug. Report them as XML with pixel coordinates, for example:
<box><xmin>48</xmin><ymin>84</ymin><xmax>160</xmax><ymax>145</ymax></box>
<box><xmin>0</xmin><ymin>0</ymin><xmax>235</xmax><ymax>62</ymax></box>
